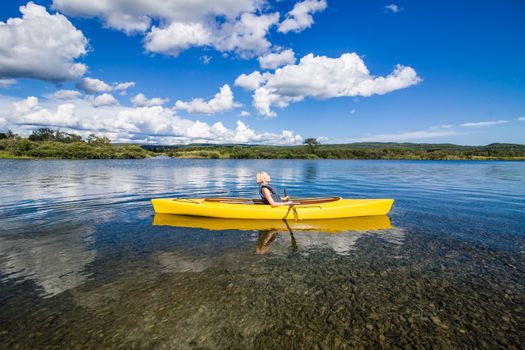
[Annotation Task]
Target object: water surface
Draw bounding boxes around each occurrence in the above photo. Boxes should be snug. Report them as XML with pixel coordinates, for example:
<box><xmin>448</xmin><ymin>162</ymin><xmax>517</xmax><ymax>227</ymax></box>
<box><xmin>0</xmin><ymin>159</ymin><xmax>524</xmax><ymax>348</ymax></box>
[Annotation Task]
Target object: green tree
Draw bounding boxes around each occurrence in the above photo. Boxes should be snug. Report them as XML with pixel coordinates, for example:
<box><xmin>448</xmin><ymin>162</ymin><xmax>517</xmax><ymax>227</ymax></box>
<box><xmin>0</xmin><ymin>130</ymin><xmax>18</xmax><ymax>139</ymax></box>
<box><xmin>87</xmin><ymin>133</ymin><xmax>111</xmax><ymax>145</ymax></box>
<box><xmin>28</xmin><ymin>128</ymin><xmax>55</xmax><ymax>142</ymax></box>
<box><xmin>28</xmin><ymin>128</ymin><xmax>82</xmax><ymax>143</ymax></box>
<box><xmin>55</xmin><ymin>130</ymin><xmax>82</xmax><ymax>143</ymax></box>
<box><xmin>303</xmin><ymin>137</ymin><xmax>320</xmax><ymax>153</ymax></box>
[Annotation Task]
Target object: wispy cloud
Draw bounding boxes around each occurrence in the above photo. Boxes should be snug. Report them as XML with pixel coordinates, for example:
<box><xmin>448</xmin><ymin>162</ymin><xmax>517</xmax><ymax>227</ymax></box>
<box><xmin>53</xmin><ymin>90</ymin><xmax>82</xmax><ymax>100</ymax></box>
<box><xmin>201</xmin><ymin>55</ymin><xmax>212</xmax><ymax>65</ymax></box>
<box><xmin>0</xmin><ymin>79</ymin><xmax>16</xmax><ymax>88</ymax></box>
<box><xmin>348</xmin><ymin>115</ymin><xmax>520</xmax><ymax>143</ymax></box>
<box><xmin>384</xmin><ymin>4</ymin><xmax>402</xmax><ymax>13</ymax></box>
<box><xmin>76</xmin><ymin>77</ymin><xmax>135</xmax><ymax>95</ymax></box>
<box><xmin>459</xmin><ymin>120</ymin><xmax>509</xmax><ymax>127</ymax></box>
<box><xmin>349</xmin><ymin>129</ymin><xmax>464</xmax><ymax>143</ymax></box>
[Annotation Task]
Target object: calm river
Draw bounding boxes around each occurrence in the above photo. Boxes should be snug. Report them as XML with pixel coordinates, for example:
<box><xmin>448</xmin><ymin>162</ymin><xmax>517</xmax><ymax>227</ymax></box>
<box><xmin>0</xmin><ymin>159</ymin><xmax>524</xmax><ymax>348</ymax></box>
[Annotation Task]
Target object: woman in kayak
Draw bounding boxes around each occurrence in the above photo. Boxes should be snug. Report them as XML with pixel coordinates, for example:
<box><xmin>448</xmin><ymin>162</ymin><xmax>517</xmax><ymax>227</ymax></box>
<box><xmin>256</xmin><ymin>171</ymin><xmax>293</xmax><ymax>207</ymax></box>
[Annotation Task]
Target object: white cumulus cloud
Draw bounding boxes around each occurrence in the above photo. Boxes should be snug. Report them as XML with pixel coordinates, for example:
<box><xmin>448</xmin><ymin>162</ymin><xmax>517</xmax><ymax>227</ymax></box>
<box><xmin>0</xmin><ymin>2</ymin><xmax>88</xmax><ymax>82</ymax></box>
<box><xmin>212</xmin><ymin>12</ymin><xmax>280</xmax><ymax>57</ymax></box>
<box><xmin>238</xmin><ymin>52</ymin><xmax>421</xmax><ymax>117</ymax></box>
<box><xmin>14</xmin><ymin>96</ymin><xmax>39</xmax><ymax>114</ymax></box>
<box><xmin>1</xmin><ymin>93</ymin><xmax>303</xmax><ymax>145</ymax></box>
<box><xmin>234</xmin><ymin>71</ymin><xmax>269</xmax><ymax>90</ymax></box>
<box><xmin>258</xmin><ymin>49</ymin><xmax>296</xmax><ymax>70</ymax></box>
<box><xmin>234</xmin><ymin>121</ymin><xmax>303</xmax><ymax>144</ymax></box>
<box><xmin>145</xmin><ymin>22</ymin><xmax>212</xmax><ymax>56</ymax></box>
<box><xmin>278</xmin><ymin>0</ymin><xmax>327</xmax><ymax>34</ymax></box>
<box><xmin>114</xmin><ymin>81</ymin><xmax>135</xmax><ymax>91</ymax></box>
<box><xmin>132</xmin><ymin>93</ymin><xmax>169</xmax><ymax>107</ymax></box>
<box><xmin>174</xmin><ymin>84</ymin><xmax>240</xmax><ymax>115</ymax></box>
<box><xmin>145</xmin><ymin>12</ymin><xmax>280</xmax><ymax>58</ymax></box>
<box><xmin>52</xmin><ymin>0</ymin><xmax>289</xmax><ymax>58</ymax></box>
<box><xmin>12</xmin><ymin>96</ymin><xmax>79</xmax><ymax>127</ymax></box>
<box><xmin>52</xmin><ymin>0</ymin><xmax>259</xmax><ymax>33</ymax></box>
<box><xmin>77</xmin><ymin>77</ymin><xmax>112</xmax><ymax>94</ymax></box>
<box><xmin>92</xmin><ymin>93</ymin><xmax>118</xmax><ymax>107</ymax></box>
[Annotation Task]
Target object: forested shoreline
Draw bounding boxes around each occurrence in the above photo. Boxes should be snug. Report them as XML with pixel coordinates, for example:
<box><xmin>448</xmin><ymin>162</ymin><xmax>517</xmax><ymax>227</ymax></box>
<box><xmin>0</xmin><ymin>128</ymin><xmax>150</xmax><ymax>159</ymax></box>
<box><xmin>1</xmin><ymin>129</ymin><xmax>524</xmax><ymax>160</ymax></box>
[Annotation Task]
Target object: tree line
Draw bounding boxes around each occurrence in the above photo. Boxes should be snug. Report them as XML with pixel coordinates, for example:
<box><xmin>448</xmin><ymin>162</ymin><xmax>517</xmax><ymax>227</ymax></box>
<box><xmin>1</xmin><ymin>130</ymin><xmax>524</xmax><ymax>160</ymax></box>
<box><xmin>145</xmin><ymin>139</ymin><xmax>525</xmax><ymax>160</ymax></box>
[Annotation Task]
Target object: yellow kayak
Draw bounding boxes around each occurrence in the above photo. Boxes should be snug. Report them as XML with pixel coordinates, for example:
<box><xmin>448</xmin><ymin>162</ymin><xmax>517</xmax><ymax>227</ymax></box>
<box><xmin>152</xmin><ymin>213</ymin><xmax>392</xmax><ymax>232</ymax></box>
<box><xmin>151</xmin><ymin>197</ymin><xmax>394</xmax><ymax>220</ymax></box>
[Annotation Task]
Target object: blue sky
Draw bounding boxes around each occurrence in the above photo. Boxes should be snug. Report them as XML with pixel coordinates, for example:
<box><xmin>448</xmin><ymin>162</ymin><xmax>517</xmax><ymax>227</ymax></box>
<box><xmin>0</xmin><ymin>0</ymin><xmax>524</xmax><ymax>145</ymax></box>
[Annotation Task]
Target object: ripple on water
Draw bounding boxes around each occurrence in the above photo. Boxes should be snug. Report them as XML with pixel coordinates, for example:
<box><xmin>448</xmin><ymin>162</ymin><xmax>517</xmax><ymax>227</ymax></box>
<box><xmin>0</xmin><ymin>159</ymin><xmax>524</xmax><ymax>348</ymax></box>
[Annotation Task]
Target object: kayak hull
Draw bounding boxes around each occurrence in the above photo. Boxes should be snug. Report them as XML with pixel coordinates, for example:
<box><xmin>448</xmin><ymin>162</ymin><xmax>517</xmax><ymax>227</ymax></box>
<box><xmin>151</xmin><ymin>197</ymin><xmax>394</xmax><ymax>220</ymax></box>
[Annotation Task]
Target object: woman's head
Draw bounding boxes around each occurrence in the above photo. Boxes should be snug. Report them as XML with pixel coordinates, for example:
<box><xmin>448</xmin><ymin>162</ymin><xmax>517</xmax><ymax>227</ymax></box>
<box><xmin>256</xmin><ymin>171</ymin><xmax>271</xmax><ymax>184</ymax></box>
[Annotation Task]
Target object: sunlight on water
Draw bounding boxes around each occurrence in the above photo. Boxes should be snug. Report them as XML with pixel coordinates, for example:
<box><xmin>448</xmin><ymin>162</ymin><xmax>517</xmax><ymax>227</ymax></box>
<box><xmin>0</xmin><ymin>159</ymin><xmax>524</xmax><ymax>348</ymax></box>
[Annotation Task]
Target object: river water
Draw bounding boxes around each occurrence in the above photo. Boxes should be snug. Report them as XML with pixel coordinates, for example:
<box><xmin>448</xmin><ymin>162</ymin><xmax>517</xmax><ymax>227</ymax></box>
<box><xmin>0</xmin><ymin>159</ymin><xmax>524</xmax><ymax>348</ymax></box>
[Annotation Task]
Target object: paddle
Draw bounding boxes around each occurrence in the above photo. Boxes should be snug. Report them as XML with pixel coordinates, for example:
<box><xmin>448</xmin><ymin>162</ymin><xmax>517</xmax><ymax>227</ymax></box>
<box><xmin>283</xmin><ymin>219</ymin><xmax>298</xmax><ymax>252</ymax></box>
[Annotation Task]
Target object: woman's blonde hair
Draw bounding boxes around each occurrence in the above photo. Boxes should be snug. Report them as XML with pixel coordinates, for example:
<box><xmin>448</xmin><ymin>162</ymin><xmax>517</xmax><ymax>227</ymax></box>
<box><xmin>256</xmin><ymin>171</ymin><xmax>270</xmax><ymax>184</ymax></box>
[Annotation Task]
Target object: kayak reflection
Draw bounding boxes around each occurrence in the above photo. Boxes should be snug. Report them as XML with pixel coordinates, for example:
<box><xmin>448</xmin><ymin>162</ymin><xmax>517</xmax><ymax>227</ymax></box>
<box><xmin>153</xmin><ymin>214</ymin><xmax>393</xmax><ymax>254</ymax></box>
<box><xmin>152</xmin><ymin>214</ymin><xmax>392</xmax><ymax>233</ymax></box>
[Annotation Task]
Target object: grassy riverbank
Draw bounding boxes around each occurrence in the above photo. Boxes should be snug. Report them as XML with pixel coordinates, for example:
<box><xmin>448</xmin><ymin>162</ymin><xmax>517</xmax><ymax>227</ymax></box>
<box><xmin>1</xmin><ymin>129</ymin><xmax>524</xmax><ymax>160</ymax></box>
<box><xmin>146</xmin><ymin>143</ymin><xmax>525</xmax><ymax>161</ymax></box>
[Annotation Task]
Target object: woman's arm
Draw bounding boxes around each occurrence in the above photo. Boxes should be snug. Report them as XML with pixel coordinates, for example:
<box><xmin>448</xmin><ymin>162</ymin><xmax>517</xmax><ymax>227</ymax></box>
<box><xmin>262</xmin><ymin>187</ymin><xmax>292</xmax><ymax>207</ymax></box>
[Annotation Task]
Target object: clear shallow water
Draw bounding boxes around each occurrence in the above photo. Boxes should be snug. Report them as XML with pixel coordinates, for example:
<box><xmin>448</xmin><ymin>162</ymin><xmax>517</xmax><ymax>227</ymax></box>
<box><xmin>0</xmin><ymin>159</ymin><xmax>524</xmax><ymax>348</ymax></box>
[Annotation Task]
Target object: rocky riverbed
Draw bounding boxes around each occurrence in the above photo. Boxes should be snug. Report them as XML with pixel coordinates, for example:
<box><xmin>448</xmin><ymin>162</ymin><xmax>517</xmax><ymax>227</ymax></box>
<box><xmin>1</xmin><ymin>226</ymin><xmax>523</xmax><ymax>349</ymax></box>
